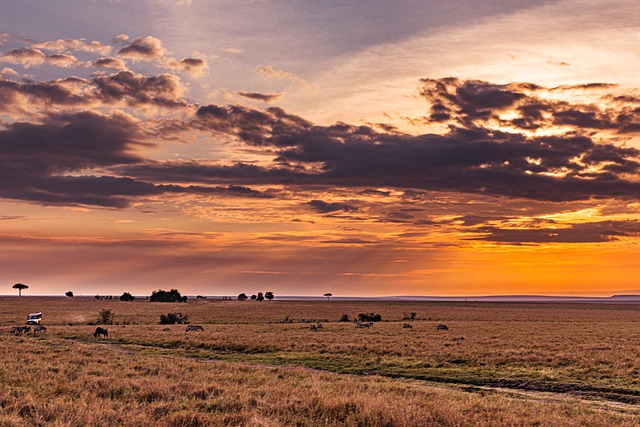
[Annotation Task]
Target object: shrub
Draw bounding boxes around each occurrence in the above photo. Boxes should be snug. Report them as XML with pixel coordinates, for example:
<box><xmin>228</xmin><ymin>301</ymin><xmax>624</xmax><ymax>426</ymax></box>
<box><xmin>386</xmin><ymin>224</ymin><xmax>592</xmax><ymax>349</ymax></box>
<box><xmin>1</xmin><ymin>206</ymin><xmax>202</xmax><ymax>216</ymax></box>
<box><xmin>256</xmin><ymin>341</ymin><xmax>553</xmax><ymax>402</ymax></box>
<box><xmin>159</xmin><ymin>312</ymin><xmax>189</xmax><ymax>325</ymax></box>
<box><xmin>237</xmin><ymin>293</ymin><xmax>248</xmax><ymax>301</ymax></box>
<box><xmin>120</xmin><ymin>292</ymin><xmax>135</xmax><ymax>302</ymax></box>
<box><xmin>150</xmin><ymin>289</ymin><xmax>187</xmax><ymax>303</ymax></box>
<box><xmin>97</xmin><ymin>309</ymin><xmax>114</xmax><ymax>325</ymax></box>
<box><xmin>339</xmin><ymin>314</ymin><xmax>350</xmax><ymax>322</ymax></box>
<box><xmin>357</xmin><ymin>313</ymin><xmax>382</xmax><ymax>322</ymax></box>
<box><xmin>65</xmin><ymin>291</ymin><xmax>74</xmax><ymax>297</ymax></box>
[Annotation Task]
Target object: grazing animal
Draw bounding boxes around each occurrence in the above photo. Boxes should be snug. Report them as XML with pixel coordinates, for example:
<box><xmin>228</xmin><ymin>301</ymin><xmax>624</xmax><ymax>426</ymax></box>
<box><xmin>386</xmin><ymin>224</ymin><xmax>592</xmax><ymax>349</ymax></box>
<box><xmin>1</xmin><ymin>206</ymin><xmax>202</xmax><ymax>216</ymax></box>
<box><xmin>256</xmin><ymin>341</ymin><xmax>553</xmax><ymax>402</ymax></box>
<box><xmin>436</xmin><ymin>324</ymin><xmax>449</xmax><ymax>331</ymax></box>
<box><xmin>355</xmin><ymin>322</ymin><xmax>372</xmax><ymax>329</ymax></box>
<box><xmin>309</xmin><ymin>324</ymin><xmax>318</xmax><ymax>331</ymax></box>
<box><xmin>402</xmin><ymin>323</ymin><xmax>413</xmax><ymax>329</ymax></box>
<box><xmin>315</xmin><ymin>323</ymin><xmax>323</xmax><ymax>329</ymax></box>
<box><xmin>94</xmin><ymin>327</ymin><xmax>108</xmax><ymax>338</ymax></box>
<box><xmin>11</xmin><ymin>326</ymin><xmax>30</xmax><ymax>335</ymax></box>
<box><xmin>185</xmin><ymin>325</ymin><xmax>204</xmax><ymax>332</ymax></box>
<box><xmin>33</xmin><ymin>325</ymin><xmax>47</xmax><ymax>334</ymax></box>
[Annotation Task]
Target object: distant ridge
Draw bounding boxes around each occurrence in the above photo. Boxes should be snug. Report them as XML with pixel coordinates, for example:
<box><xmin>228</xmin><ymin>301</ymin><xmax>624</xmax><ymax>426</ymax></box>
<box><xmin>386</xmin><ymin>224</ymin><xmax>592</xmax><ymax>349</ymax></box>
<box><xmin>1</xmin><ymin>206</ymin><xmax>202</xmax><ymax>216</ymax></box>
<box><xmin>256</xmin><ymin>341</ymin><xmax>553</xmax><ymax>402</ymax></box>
<box><xmin>275</xmin><ymin>294</ymin><xmax>640</xmax><ymax>303</ymax></box>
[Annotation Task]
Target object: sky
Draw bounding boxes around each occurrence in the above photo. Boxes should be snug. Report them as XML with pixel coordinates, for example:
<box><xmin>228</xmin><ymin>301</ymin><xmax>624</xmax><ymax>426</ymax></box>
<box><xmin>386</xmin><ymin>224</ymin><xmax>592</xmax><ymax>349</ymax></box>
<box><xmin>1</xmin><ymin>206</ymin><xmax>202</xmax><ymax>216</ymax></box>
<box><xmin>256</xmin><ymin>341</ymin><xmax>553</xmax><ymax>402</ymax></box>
<box><xmin>2</xmin><ymin>0</ymin><xmax>640</xmax><ymax>297</ymax></box>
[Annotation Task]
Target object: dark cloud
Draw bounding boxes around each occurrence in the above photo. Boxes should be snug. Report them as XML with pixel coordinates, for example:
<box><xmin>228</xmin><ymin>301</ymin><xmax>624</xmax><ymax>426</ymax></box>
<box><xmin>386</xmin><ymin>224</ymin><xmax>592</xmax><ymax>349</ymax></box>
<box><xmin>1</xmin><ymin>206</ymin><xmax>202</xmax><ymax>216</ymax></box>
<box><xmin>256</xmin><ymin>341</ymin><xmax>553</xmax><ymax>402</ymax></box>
<box><xmin>307</xmin><ymin>200</ymin><xmax>358</xmax><ymax>213</ymax></box>
<box><xmin>468</xmin><ymin>220</ymin><xmax>640</xmax><ymax>243</ymax></box>
<box><xmin>117</xmin><ymin>36</ymin><xmax>165</xmax><ymax>60</ymax></box>
<box><xmin>93</xmin><ymin>57</ymin><xmax>127</xmax><ymax>70</ymax></box>
<box><xmin>237</xmin><ymin>91</ymin><xmax>284</xmax><ymax>102</ymax></box>
<box><xmin>188</xmin><ymin>99</ymin><xmax>640</xmax><ymax>202</ymax></box>
<box><xmin>420</xmin><ymin>78</ymin><xmax>640</xmax><ymax>134</ymax></box>
<box><xmin>93</xmin><ymin>71</ymin><xmax>187</xmax><ymax>108</ymax></box>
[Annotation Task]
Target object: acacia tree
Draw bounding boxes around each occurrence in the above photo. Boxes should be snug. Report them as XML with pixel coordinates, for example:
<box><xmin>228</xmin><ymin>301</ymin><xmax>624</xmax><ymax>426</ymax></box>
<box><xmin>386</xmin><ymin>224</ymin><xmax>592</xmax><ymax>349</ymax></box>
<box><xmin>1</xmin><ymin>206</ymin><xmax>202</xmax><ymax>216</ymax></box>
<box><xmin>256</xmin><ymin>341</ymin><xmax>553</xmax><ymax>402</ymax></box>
<box><xmin>323</xmin><ymin>293</ymin><xmax>332</xmax><ymax>301</ymax></box>
<box><xmin>13</xmin><ymin>283</ymin><xmax>28</xmax><ymax>297</ymax></box>
<box><xmin>265</xmin><ymin>291</ymin><xmax>274</xmax><ymax>301</ymax></box>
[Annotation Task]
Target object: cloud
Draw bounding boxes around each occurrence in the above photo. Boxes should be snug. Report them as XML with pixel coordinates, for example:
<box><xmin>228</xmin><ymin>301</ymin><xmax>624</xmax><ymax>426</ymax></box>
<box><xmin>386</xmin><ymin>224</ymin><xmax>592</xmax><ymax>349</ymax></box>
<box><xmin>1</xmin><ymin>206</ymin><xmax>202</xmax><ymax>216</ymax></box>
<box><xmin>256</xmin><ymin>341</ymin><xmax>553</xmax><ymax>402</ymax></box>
<box><xmin>177</xmin><ymin>57</ymin><xmax>208</xmax><ymax>76</ymax></box>
<box><xmin>1</xmin><ymin>48</ymin><xmax>89</xmax><ymax>69</ymax></box>
<box><xmin>118</xmin><ymin>36</ymin><xmax>166</xmax><ymax>60</ymax></box>
<box><xmin>190</xmin><ymin>81</ymin><xmax>640</xmax><ymax>202</ymax></box>
<box><xmin>1</xmin><ymin>47</ymin><xmax>46</xmax><ymax>67</ymax></box>
<box><xmin>308</xmin><ymin>200</ymin><xmax>358</xmax><ymax>214</ymax></box>
<box><xmin>258</xmin><ymin>65</ymin><xmax>309</xmax><ymax>89</ymax></box>
<box><xmin>468</xmin><ymin>220</ymin><xmax>640</xmax><ymax>243</ymax></box>
<box><xmin>117</xmin><ymin>36</ymin><xmax>208</xmax><ymax>76</ymax></box>
<box><xmin>237</xmin><ymin>91</ymin><xmax>284</xmax><ymax>103</ymax></box>
<box><xmin>420</xmin><ymin>78</ymin><xmax>640</xmax><ymax>134</ymax></box>
<box><xmin>0</xmin><ymin>67</ymin><xmax>18</xmax><ymax>77</ymax></box>
<box><xmin>93</xmin><ymin>57</ymin><xmax>127</xmax><ymax>70</ymax></box>
<box><xmin>32</xmin><ymin>38</ymin><xmax>112</xmax><ymax>55</ymax></box>
<box><xmin>92</xmin><ymin>71</ymin><xmax>188</xmax><ymax>108</ymax></box>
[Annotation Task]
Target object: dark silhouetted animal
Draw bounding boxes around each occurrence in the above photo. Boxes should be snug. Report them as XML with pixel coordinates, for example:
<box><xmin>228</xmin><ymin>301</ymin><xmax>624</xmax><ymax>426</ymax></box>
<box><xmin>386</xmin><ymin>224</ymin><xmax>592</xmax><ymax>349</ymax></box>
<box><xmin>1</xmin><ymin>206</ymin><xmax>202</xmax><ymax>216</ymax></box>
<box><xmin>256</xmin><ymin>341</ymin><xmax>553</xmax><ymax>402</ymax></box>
<box><xmin>436</xmin><ymin>324</ymin><xmax>448</xmax><ymax>331</ymax></box>
<box><xmin>33</xmin><ymin>325</ymin><xmax>47</xmax><ymax>334</ymax></box>
<box><xmin>94</xmin><ymin>327</ymin><xmax>108</xmax><ymax>338</ymax></box>
<box><xmin>402</xmin><ymin>323</ymin><xmax>413</xmax><ymax>329</ymax></box>
<box><xmin>354</xmin><ymin>322</ymin><xmax>373</xmax><ymax>329</ymax></box>
<box><xmin>185</xmin><ymin>325</ymin><xmax>204</xmax><ymax>332</ymax></box>
<box><xmin>11</xmin><ymin>326</ymin><xmax>31</xmax><ymax>335</ymax></box>
<box><xmin>309</xmin><ymin>324</ymin><xmax>318</xmax><ymax>331</ymax></box>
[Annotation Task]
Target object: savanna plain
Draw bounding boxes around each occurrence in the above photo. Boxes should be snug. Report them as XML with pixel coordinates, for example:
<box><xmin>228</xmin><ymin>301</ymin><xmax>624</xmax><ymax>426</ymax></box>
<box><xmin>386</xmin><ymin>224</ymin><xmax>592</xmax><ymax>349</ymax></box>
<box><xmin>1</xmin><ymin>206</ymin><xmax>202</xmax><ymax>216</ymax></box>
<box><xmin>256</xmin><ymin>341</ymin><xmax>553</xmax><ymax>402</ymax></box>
<box><xmin>1</xmin><ymin>297</ymin><xmax>639</xmax><ymax>426</ymax></box>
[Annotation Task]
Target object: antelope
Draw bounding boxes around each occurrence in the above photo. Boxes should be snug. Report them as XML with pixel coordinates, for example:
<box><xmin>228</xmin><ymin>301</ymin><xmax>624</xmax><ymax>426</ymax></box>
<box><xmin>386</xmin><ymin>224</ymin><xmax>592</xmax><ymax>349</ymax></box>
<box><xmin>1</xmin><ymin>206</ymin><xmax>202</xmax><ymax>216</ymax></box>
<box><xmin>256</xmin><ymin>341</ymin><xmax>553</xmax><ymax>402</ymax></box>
<box><xmin>185</xmin><ymin>325</ymin><xmax>204</xmax><ymax>332</ymax></box>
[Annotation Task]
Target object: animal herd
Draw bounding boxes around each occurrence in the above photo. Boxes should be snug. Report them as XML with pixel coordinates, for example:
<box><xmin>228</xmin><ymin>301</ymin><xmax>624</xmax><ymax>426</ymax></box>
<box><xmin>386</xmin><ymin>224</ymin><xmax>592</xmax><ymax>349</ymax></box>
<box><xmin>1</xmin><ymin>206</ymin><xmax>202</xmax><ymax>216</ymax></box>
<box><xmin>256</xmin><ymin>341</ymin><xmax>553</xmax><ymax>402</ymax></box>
<box><xmin>11</xmin><ymin>324</ymin><xmax>46</xmax><ymax>335</ymax></box>
<box><xmin>9</xmin><ymin>319</ymin><xmax>449</xmax><ymax>338</ymax></box>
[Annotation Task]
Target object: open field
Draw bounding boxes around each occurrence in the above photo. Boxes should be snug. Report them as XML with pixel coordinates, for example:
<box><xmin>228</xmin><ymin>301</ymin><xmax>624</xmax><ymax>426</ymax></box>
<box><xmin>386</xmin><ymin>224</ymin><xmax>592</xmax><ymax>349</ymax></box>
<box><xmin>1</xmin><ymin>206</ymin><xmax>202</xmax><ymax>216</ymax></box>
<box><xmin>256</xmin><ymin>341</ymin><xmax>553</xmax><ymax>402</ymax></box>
<box><xmin>1</xmin><ymin>297</ymin><xmax>639</xmax><ymax>426</ymax></box>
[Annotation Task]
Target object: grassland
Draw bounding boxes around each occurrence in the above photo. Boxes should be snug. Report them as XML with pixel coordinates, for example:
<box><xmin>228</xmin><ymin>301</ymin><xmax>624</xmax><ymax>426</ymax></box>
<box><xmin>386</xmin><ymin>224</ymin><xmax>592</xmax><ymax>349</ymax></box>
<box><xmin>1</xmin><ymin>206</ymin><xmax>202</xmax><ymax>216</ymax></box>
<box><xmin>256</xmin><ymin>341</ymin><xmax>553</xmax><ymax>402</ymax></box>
<box><xmin>0</xmin><ymin>296</ymin><xmax>639</xmax><ymax>426</ymax></box>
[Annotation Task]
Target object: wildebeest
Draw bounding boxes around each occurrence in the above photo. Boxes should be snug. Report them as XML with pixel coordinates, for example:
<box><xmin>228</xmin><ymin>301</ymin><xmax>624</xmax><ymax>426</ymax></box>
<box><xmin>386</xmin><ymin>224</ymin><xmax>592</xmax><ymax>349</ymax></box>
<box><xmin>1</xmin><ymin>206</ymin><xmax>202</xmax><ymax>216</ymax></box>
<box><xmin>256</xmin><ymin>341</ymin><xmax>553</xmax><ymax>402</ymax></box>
<box><xmin>354</xmin><ymin>322</ymin><xmax>373</xmax><ymax>329</ymax></box>
<box><xmin>94</xmin><ymin>327</ymin><xmax>108</xmax><ymax>338</ymax></box>
<box><xmin>402</xmin><ymin>323</ymin><xmax>413</xmax><ymax>329</ymax></box>
<box><xmin>185</xmin><ymin>325</ymin><xmax>204</xmax><ymax>332</ymax></box>
<box><xmin>436</xmin><ymin>324</ymin><xmax>449</xmax><ymax>331</ymax></box>
<box><xmin>11</xmin><ymin>326</ymin><xmax>31</xmax><ymax>335</ymax></box>
<box><xmin>33</xmin><ymin>324</ymin><xmax>47</xmax><ymax>334</ymax></box>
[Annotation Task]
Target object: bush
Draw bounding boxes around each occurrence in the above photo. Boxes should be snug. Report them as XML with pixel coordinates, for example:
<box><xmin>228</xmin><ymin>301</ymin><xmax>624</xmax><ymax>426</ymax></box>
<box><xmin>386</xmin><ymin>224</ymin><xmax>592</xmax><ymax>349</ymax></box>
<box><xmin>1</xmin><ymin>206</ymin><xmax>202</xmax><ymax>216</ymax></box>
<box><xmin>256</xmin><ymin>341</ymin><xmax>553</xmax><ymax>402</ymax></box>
<box><xmin>97</xmin><ymin>309</ymin><xmax>114</xmax><ymax>325</ymax></box>
<box><xmin>150</xmin><ymin>289</ymin><xmax>187</xmax><ymax>303</ymax></box>
<box><xmin>339</xmin><ymin>314</ymin><xmax>350</xmax><ymax>322</ymax></box>
<box><xmin>159</xmin><ymin>312</ymin><xmax>189</xmax><ymax>325</ymax></box>
<box><xmin>237</xmin><ymin>293</ymin><xmax>248</xmax><ymax>301</ymax></box>
<box><xmin>120</xmin><ymin>292</ymin><xmax>135</xmax><ymax>302</ymax></box>
<box><xmin>65</xmin><ymin>291</ymin><xmax>74</xmax><ymax>297</ymax></box>
<box><xmin>357</xmin><ymin>313</ymin><xmax>382</xmax><ymax>322</ymax></box>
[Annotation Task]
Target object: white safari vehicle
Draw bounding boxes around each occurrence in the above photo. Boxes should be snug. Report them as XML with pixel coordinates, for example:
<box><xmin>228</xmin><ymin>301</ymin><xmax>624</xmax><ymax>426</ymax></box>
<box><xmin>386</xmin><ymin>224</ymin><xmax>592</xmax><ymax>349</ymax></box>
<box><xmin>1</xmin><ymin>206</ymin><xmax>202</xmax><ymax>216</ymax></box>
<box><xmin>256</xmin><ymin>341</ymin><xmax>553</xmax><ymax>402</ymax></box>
<box><xmin>26</xmin><ymin>312</ymin><xmax>42</xmax><ymax>325</ymax></box>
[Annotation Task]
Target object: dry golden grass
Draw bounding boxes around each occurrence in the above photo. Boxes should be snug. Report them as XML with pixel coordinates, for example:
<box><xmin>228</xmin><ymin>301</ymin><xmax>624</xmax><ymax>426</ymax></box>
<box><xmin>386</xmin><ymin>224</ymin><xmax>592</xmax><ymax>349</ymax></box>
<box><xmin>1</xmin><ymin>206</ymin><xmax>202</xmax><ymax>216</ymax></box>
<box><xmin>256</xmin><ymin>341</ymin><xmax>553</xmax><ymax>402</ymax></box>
<box><xmin>1</xmin><ymin>297</ymin><xmax>639</xmax><ymax>426</ymax></box>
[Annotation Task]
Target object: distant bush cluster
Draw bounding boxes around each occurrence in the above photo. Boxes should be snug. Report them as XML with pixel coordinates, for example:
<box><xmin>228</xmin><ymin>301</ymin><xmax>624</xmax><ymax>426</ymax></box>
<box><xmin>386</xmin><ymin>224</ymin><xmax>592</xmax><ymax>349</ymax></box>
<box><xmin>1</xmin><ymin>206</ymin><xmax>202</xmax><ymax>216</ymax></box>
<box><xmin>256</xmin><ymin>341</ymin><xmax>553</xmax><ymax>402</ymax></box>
<box><xmin>160</xmin><ymin>312</ymin><xmax>189</xmax><ymax>325</ymax></box>
<box><xmin>151</xmin><ymin>289</ymin><xmax>187</xmax><ymax>303</ymax></box>
<box><xmin>120</xmin><ymin>292</ymin><xmax>135</xmax><ymax>302</ymax></box>
<box><xmin>238</xmin><ymin>291</ymin><xmax>274</xmax><ymax>301</ymax></box>
<box><xmin>357</xmin><ymin>313</ymin><xmax>382</xmax><ymax>322</ymax></box>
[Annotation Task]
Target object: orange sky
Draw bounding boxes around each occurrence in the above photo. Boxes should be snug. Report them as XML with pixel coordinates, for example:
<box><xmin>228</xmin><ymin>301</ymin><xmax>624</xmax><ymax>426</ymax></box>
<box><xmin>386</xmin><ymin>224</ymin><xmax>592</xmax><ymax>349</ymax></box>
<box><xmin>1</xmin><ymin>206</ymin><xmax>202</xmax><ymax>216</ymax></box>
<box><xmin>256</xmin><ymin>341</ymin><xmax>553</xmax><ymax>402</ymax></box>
<box><xmin>1</xmin><ymin>1</ymin><xmax>640</xmax><ymax>297</ymax></box>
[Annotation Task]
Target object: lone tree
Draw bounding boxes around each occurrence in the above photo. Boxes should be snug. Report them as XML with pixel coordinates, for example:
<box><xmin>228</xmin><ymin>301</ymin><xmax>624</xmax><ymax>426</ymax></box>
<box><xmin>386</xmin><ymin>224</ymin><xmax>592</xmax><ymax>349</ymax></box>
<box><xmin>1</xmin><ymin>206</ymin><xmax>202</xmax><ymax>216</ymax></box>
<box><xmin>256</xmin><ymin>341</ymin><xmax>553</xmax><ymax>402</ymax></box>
<box><xmin>265</xmin><ymin>291</ymin><xmax>274</xmax><ymax>301</ymax></box>
<box><xmin>323</xmin><ymin>293</ymin><xmax>332</xmax><ymax>301</ymax></box>
<box><xmin>65</xmin><ymin>291</ymin><xmax>74</xmax><ymax>297</ymax></box>
<box><xmin>237</xmin><ymin>293</ymin><xmax>248</xmax><ymax>301</ymax></box>
<box><xmin>13</xmin><ymin>283</ymin><xmax>28</xmax><ymax>297</ymax></box>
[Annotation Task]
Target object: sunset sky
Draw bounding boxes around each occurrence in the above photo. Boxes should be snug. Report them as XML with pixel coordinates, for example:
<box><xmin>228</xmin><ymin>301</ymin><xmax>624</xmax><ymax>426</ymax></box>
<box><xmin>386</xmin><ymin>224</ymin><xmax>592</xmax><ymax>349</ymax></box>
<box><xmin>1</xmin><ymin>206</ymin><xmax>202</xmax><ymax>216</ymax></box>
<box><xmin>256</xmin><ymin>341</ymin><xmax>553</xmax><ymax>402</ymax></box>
<box><xmin>2</xmin><ymin>0</ymin><xmax>640</xmax><ymax>297</ymax></box>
